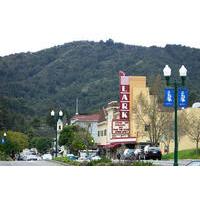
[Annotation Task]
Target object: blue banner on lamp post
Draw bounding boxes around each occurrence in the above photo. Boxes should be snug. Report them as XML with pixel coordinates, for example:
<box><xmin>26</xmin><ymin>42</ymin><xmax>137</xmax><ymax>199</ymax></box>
<box><xmin>164</xmin><ymin>88</ymin><xmax>175</xmax><ymax>107</ymax></box>
<box><xmin>1</xmin><ymin>138</ymin><xmax>5</xmax><ymax>144</ymax></box>
<box><xmin>178</xmin><ymin>88</ymin><xmax>188</xmax><ymax>108</ymax></box>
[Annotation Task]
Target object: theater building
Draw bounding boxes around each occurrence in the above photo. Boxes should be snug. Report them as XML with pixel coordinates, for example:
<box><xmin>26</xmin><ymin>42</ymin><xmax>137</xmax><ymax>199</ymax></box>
<box><xmin>96</xmin><ymin>73</ymin><xmax>151</xmax><ymax>157</ymax></box>
<box><xmin>69</xmin><ymin>72</ymin><xmax>200</xmax><ymax>156</ymax></box>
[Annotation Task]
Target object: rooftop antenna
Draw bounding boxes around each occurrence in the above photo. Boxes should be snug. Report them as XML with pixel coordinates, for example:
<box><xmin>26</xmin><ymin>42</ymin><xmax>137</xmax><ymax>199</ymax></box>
<box><xmin>75</xmin><ymin>98</ymin><xmax>79</xmax><ymax>115</ymax></box>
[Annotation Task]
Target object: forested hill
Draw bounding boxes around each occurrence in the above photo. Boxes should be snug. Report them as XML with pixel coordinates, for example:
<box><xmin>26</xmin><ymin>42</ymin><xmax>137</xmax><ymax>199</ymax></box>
<box><xmin>0</xmin><ymin>39</ymin><xmax>200</xmax><ymax>132</ymax></box>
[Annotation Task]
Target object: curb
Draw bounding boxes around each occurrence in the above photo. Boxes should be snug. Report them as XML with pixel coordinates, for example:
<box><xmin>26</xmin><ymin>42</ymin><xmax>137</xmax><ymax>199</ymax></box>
<box><xmin>48</xmin><ymin>159</ymin><xmax>70</xmax><ymax>166</ymax></box>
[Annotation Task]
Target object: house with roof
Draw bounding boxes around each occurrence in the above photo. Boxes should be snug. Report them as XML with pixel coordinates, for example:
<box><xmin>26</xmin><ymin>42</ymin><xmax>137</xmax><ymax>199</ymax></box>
<box><xmin>70</xmin><ymin>113</ymin><xmax>101</xmax><ymax>142</ymax></box>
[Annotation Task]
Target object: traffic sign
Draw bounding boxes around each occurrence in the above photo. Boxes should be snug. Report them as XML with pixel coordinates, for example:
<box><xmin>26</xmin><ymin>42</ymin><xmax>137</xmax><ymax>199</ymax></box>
<box><xmin>1</xmin><ymin>138</ymin><xmax>5</xmax><ymax>144</ymax></box>
<box><xmin>178</xmin><ymin>88</ymin><xmax>188</xmax><ymax>108</ymax></box>
<box><xmin>164</xmin><ymin>88</ymin><xmax>174</xmax><ymax>107</ymax></box>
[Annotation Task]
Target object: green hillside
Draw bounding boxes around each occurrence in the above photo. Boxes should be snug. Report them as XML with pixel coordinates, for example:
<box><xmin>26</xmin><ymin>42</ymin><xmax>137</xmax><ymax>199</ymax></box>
<box><xmin>0</xmin><ymin>39</ymin><xmax>200</xmax><ymax>134</ymax></box>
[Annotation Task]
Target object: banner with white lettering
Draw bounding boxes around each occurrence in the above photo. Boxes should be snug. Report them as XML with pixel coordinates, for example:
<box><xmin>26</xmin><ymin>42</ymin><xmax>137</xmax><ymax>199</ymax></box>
<box><xmin>114</xmin><ymin>71</ymin><xmax>130</xmax><ymax>138</ymax></box>
<box><xmin>112</xmin><ymin>120</ymin><xmax>129</xmax><ymax>137</ymax></box>
<box><xmin>119</xmin><ymin>79</ymin><xmax>130</xmax><ymax>120</ymax></box>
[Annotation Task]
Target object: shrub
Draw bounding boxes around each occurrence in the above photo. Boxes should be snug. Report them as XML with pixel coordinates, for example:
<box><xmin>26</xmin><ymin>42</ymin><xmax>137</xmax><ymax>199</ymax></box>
<box><xmin>131</xmin><ymin>161</ymin><xmax>153</xmax><ymax>166</ymax></box>
<box><xmin>86</xmin><ymin>157</ymin><xmax>112</xmax><ymax>166</ymax></box>
<box><xmin>54</xmin><ymin>157</ymin><xmax>153</xmax><ymax>166</ymax></box>
<box><xmin>0</xmin><ymin>151</ymin><xmax>12</xmax><ymax>161</ymax></box>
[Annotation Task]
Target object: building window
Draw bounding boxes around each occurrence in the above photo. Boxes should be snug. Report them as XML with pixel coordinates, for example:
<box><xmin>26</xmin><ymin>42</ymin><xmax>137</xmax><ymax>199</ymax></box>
<box><xmin>101</xmin><ymin>131</ymin><xmax>103</xmax><ymax>136</ymax></box>
<box><xmin>104</xmin><ymin>130</ymin><xmax>107</xmax><ymax>136</ymax></box>
<box><xmin>98</xmin><ymin>131</ymin><xmax>100</xmax><ymax>137</ymax></box>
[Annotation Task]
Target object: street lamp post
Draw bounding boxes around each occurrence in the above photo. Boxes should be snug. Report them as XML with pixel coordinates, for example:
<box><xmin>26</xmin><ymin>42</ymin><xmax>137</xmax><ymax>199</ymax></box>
<box><xmin>51</xmin><ymin>110</ymin><xmax>63</xmax><ymax>157</ymax></box>
<box><xmin>163</xmin><ymin>65</ymin><xmax>187</xmax><ymax>166</ymax></box>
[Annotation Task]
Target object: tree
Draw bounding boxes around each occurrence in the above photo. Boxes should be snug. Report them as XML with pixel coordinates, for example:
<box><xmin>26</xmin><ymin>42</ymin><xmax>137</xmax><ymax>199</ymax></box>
<box><xmin>182</xmin><ymin>110</ymin><xmax>200</xmax><ymax>154</ymax></box>
<box><xmin>71</xmin><ymin>127</ymin><xmax>94</xmax><ymax>154</ymax></box>
<box><xmin>59</xmin><ymin>125</ymin><xmax>94</xmax><ymax>155</ymax></box>
<box><xmin>31</xmin><ymin>118</ymin><xmax>41</xmax><ymax>129</ymax></box>
<box><xmin>59</xmin><ymin>125</ymin><xmax>76</xmax><ymax>148</ymax></box>
<box><xmin>134</xmin><ymin>92</ymin><xmax>173</xmax><ymax>146</ymax></box>
<box><xmin>0</xmin><ymin>131</ymin><xmax>29</xmax><ymax>158</ymax></box>
<box><xmin>46</xmin><ymin>114</ymin><xmax>56</xmax><ymax>129</ymax></box>
<box><xmin>30</xmin><ymin>136</ymin><xmax>52</xmax><ymax>154</ymax></box>
<box><xmin>134</xmin><ymin>75</ymin><xmax>171</xmax><ymax>146</ymax></box>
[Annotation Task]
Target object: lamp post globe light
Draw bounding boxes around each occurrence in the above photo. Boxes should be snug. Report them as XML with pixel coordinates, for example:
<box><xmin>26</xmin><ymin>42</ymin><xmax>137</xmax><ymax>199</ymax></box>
<box><xmin>59</xmin><ymin>110</ymin><xmax>63</xmax><ymax>117</ymax></box>
<box><xmin>51</xmin><ymin>110</ymin><xmax>63</xmax><ymax>157</ymax></box>
<box><xmin>163</xmin><ymin>65</ymin><xmax>187</xmax><ymax>166</ymax></box>
<box><xmin>163</xmin><ymin>65</ymin><xmax>171</xmax><ymax>86</ymax></box>
<box><xmin>51</xmin><ymin>110</ymin><xmax>55</xmax><ymax>117</ymax></box>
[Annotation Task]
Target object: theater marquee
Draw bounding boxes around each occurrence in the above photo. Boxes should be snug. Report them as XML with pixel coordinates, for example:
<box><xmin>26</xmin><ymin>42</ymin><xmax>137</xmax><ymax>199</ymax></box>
<box><xmin>112</xmin><ymin>120</ymin><xmax>129</xmax><ymax>137</ymax></box>
<box><xmin>119</xmin><ymin>73</ymin><xmax>130</xmax><ymax>120</ymax></box>
<box><xmin>111</xmin><ymin>71</ymin><xmax>130</xmax><ymax>138</ymax></box>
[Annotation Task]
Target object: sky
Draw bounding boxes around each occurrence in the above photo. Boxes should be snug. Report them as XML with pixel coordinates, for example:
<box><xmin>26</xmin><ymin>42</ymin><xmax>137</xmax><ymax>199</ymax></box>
<box><xmin>0</xmin><ymin>0</ymin><xmax>200</xmax><ymax>56</ymax></box>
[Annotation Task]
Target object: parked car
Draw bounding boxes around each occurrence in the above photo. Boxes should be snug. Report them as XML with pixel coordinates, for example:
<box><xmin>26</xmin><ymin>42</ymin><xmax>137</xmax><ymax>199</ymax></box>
<box><xmin>37</xmin><ymin>156</ymin><xmax>42</xmax><ymax>161</ymax></box>
<box><xmin>26</xmin><ymin>154</ymin><xmax>38</xmax><ymax>161</ymax></box>
<box><xmin>134</xmin><ymin>148</ymin><xmax>145</xmax><ymax>160</ymax></box>
<box><xmin>16</xmin><ymin>154</ymin><xmax>24</xmax><ymax>161</ymax></box>
<box><xmin>122</xmin><ymin>149</ymin><xmax>136</xmax><ymax>160</ymax></box>
<box><xmin>145</xmin><ymin>147</ymin><xmax>162</xmax><ymax>160</ymax></box>
<box><xmin>78</xmin><ymin>156</ymin><xmax>91</xmax><ymax>162</ymax></box>
<box><xmin>42</xmin><ymin>153</ymin><xmax>53</xmax><ymax>160</ymax></box>
<box><xmin>66</xmin><ymin>154</ymin><xmax>78</xmax><ymax>161</ymax></box>
<box><xmin>90</xmin><ymin>156</ymin><xmax>101</xmax><ymax>161</ymax></box>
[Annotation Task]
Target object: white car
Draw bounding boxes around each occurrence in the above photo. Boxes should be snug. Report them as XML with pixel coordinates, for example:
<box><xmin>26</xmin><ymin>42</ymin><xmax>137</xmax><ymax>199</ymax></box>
<box><xmin>26</xmin><ymin>154</ymin><xmax>38</xmax><ymax>161</ymax></box>
<box><xmin>91</xmin><ymin>156</ymin><xmax>101</xmax><ymax>161</ymax></box>
<box><xmin>42</xmin><ymin>154</ymin><xmax>53</xmax><ymax>160</ymax></box>
<box><xmin>78</xmin><ymin>156</ymin><xmax>90</xmax><ymax>162</ymax></box>
<box><xmin>37</xmin><ymin>156</ymin><xmax>42</xmax><ymax>161</ymax></box>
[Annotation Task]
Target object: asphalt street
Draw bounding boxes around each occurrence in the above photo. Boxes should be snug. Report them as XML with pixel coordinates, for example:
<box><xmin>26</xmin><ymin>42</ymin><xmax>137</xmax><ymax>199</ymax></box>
<box><xmin>0</xmin><ymin>159</ymin><xmax>199</xmax><ymax>166</ymax></box>
<box><xmin>149</xmin><ymin>159</ymin><xmax>193</xmax><ymax>166</ymax></box>
<box><xmin>0</xmin><ymin>160</ymin><xmax>63</xmax><ymax>166</ymax></box>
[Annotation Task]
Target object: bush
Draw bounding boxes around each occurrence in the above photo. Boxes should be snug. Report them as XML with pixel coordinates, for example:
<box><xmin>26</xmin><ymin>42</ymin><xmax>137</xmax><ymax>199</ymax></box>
<box><xmin>54</xmin><ymin>157</ymin><xmax>153</xmax><ymax>166</ymax></box>
<box><xmin>30</xmin><ymin>136</ymin><xmax>52</xmax><ymax>154</ymax></box>
<box><xmin>86</xmin><ymin>157</ymin><xmax>112</xmax><ymax>166</ymax></box>
<box><xmin>54</xmin><ymin>156</ymin><xmax>112</xmax><ymax>166</ymax></box>
<box><xmin>131</xmin><ymin>161</ymin><xmax>153</xmax><ymax>166</ymax></box>
<box><xmin>54</xmin><ymin>157</ymin><xmax>80</xmax><ymax>166</ymax></box>
<box><xmin>0</xmin><ymin>151</ymin><xmax>12</xmax><ymax>161</ymax></box>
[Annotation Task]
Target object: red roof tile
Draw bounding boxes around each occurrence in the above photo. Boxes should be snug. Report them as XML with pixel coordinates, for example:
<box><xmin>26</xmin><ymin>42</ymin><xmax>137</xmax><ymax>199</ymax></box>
<box><xmin>71</xmin><ymin>114</ymin><xmax>100</xmax><ymax>122</ymax></box>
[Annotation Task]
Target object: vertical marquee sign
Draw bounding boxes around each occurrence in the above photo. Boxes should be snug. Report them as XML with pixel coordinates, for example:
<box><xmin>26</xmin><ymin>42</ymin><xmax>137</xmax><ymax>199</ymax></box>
<box><xmin>119</xmin><ymin>71</ymin><xmax>130</xmax><ymax>120</ymax></box>
<box><xmin>111</xmin><ymin>71</ymin><xmax>130</xmax><ymax>138</ymax></box>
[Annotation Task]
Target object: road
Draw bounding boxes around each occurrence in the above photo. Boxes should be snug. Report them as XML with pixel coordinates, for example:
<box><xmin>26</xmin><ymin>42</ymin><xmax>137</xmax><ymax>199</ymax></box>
<box><xmin>0</xmin><ymin>159</ymin><xmax>198</xmax><ymax>166</ymax></box>
<box><xmin>149</xmin><ymin>159</ymin><xmax>193</xmax><ymax>166</ymax></box>
<box><xmin>0</xmin><ymin>160</ymin><xmax>64</xmax><ymax>166</ymax></box>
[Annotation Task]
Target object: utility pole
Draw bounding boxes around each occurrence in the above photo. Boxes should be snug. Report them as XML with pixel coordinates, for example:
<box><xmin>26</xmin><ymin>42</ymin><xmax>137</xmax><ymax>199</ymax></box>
<box><xmin>76</xmin><ymin>98</ymin><xmax>79</xmax><ymax>115</ymax></box>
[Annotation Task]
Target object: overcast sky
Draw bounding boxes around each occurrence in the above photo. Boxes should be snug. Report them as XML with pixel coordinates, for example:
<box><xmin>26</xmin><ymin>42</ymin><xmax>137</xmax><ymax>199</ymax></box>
<box><xmin>0</xmin><ymin>0</ymin><xmax>200</xmax><ymax>56</ymax></box>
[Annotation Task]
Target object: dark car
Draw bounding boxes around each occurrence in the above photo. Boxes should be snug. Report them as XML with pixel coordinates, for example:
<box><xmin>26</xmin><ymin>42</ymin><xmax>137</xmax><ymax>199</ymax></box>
<box><xmin>145</xmin><ymin>147</ymin><xmax>162</xmax><ymax>160</ymax></box>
